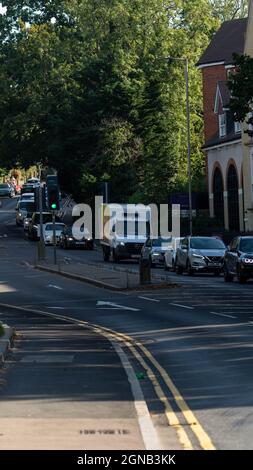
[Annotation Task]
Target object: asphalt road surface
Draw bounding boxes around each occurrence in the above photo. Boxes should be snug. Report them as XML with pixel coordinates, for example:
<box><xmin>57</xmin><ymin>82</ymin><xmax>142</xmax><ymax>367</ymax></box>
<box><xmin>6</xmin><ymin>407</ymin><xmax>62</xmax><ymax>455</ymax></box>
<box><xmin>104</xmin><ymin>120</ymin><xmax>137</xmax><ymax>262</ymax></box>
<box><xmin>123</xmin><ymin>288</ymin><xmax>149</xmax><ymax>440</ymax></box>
<box><xmin>1</xmin><ymin>197</ymin><xmax>253</xmax><ymax>450</ymax></box>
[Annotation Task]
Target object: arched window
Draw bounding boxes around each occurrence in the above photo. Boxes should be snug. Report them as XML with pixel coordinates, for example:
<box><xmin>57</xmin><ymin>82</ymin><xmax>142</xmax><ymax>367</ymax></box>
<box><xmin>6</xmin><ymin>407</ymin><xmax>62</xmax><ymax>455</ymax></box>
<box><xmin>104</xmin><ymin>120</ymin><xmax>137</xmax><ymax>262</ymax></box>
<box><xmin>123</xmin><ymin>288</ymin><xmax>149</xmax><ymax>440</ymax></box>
<box><xmin>227</xmin><ymin>165</ymin><xmax>239</xmax><ymax>232</ymax></box>
<box><xmin>213</xmin><ymin>167</ymin><xmax>224</xmax><ymax>225</ymax></box>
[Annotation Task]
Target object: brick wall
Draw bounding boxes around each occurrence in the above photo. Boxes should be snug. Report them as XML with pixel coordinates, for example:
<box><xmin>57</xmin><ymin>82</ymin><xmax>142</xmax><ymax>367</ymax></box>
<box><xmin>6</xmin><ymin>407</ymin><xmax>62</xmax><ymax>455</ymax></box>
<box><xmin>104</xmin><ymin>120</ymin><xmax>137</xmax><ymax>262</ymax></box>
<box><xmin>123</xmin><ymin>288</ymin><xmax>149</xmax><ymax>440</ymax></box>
<box><xmin>202</xmin><ymin>65</ymin><xmax>227</xmax><ymax>143</ymax></box>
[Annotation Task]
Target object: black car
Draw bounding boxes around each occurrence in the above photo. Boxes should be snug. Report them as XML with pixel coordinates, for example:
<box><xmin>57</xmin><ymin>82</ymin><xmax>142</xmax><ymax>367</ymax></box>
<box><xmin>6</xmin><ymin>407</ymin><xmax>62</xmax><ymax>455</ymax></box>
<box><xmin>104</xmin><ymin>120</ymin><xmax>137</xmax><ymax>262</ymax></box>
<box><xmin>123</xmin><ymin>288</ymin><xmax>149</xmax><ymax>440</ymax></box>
<box><xmin>224</xmin><ymin>236</ymin><xmax>253</xmax><ymax>283</ymax></box>
<box><xmin>21</xmin><ymin>184</ymin><xmax>35</xmax><ymax>194</ymax></box>
<box><xmin>59</xmin><ymin>226</ymin><xmax>93</xmax><ymax>250</ymax></box>
<box><xmin>0</xmin><ymin>183</ymin><xmax>15</xmax><ymax>198</ymax></box>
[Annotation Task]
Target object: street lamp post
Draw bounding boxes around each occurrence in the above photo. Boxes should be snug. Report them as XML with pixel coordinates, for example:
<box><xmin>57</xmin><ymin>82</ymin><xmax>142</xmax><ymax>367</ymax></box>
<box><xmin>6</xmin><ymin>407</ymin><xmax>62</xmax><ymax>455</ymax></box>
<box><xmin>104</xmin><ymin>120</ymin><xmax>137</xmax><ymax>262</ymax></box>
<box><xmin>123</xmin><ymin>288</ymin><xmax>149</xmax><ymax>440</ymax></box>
<box><xmin>166</xmin><ymin>57</ymin><xmax>193</xmax><ymax>236</ymax></box>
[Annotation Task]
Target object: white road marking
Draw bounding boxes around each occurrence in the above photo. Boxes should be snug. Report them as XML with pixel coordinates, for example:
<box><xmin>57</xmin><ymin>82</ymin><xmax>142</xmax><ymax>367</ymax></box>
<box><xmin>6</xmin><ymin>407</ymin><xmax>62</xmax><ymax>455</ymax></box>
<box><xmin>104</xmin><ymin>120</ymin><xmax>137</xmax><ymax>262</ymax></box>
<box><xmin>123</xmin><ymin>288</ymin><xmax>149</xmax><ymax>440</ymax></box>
<box><xmin>21</xmin><ymin>355</ymin><xmax>74</xmax><ymax>363</ymax></box>
<box><xmin>210</xmin><ymin>312</ymin><xmax>237</xmax><ymax>319</ymax></box>
<box><xmin>47</xmin><ymin>285</ymin><xmax>63</xmax><ymax>290</ymax></box>
<box><xmin>97</xmin><ymin>301</ymin><xmax>140</xmax><ymax>311</ymax></box>
<box><xmin>113</xmin><ymin>342</ymin><xmax>161</xmax><ymax>450</ymax></box>
<box><xmin>170</xmin><ymin>303</ymin><xmax>194</xmax><ymax>310</ymax></box>
<box><xmin>138</xmin><ymin>296</ymin><xmax>160</xmax><ymax>302</ymax></box>
<box><xmin>47</xmin><ymin>307</ymin><xmax>65</xmax><ymax>310</ymax></box>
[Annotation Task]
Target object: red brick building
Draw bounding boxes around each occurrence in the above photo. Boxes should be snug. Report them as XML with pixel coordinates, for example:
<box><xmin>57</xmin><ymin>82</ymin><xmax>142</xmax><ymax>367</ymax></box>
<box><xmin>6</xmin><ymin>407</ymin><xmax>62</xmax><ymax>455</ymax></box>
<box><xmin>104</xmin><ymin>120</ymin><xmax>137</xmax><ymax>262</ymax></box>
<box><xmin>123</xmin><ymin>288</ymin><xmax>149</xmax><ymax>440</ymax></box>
<box><xmin>197</xmin><ymin>18</ymin><xmax>247</xmax><ymax>231</ymax></box>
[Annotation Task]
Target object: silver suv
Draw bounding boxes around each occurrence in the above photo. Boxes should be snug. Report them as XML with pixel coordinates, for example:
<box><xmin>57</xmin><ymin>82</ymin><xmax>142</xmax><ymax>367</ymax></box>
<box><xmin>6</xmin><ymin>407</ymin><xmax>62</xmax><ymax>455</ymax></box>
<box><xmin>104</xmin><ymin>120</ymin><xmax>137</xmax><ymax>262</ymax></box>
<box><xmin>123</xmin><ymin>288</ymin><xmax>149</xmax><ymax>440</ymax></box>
<box><xmin>176</xmin><ymin>236</ymin><xmax>226</xmax><ymax>276</ymax></box>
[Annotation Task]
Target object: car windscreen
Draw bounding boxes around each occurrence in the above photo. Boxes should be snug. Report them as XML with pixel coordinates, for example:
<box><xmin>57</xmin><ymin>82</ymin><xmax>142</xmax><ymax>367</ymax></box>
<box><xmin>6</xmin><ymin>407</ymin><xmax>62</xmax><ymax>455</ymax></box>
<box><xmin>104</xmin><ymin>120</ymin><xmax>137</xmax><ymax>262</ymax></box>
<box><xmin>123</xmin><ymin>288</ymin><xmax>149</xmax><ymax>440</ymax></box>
<box><xmin>45</xmin><ymin>224</ymin><xmax>64</xmax><ymax>231</ymax></box>
<box><xmin>152</xmin><ymin>238</ymin><xmax>172</xmax><ymax>247</ymax></box>
<box><xmin>0</xmin><ymin>184</ymin><xmax>9</xmax><ymax>189</ymax></box>
<box><xmin>190</xmin><ymin>238</ymin><xmax>226</xmax><ymax>250</ymax></box>
<box><xmin>34</xmin><ymin>214</ymin><xmax>53</xmax><ymax>224</ymax></box>
<box><xmin>240</xmin><ymin>239</ymin><xmax>253</xmax><ymax>253</ymax></box>
<box><xmin>19</xmin><ymin>202</ymin><xmax>35</xmax><ymax>211</ymax></box>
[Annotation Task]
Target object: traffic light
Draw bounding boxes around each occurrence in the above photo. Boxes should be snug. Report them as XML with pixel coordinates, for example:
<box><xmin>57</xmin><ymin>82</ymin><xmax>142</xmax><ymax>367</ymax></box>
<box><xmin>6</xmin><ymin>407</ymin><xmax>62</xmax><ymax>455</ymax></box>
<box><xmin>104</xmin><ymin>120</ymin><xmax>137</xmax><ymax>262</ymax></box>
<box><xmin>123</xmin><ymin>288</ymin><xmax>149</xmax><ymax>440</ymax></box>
<box><xmin>46</xmin><ymin>175</ymin><xmax>60</xmax><ymax>211</ymax></box>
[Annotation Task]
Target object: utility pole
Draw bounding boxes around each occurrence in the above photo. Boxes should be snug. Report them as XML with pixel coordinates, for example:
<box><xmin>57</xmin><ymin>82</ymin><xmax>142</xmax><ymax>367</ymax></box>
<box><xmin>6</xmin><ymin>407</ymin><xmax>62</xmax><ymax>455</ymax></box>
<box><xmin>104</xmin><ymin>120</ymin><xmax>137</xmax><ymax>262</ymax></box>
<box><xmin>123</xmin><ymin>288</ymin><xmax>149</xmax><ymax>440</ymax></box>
<box><xmin>185</xmin><ymin>58</ymin><xmax>193</xmax><ymax>236</ymax></box>
<box><xmin>37</xmin><ymin>184</ymin><xmax>45</xmax><ymax>261</ymax></box>
<box><xmin>52</xmin><ymin>210</ymin><xmax>57</xmax><ymax>265</ymax></box>
<box><xmin>166</xmin><ymin>56</ymin><xmax>193</xmax><ymax>236</ymax></box>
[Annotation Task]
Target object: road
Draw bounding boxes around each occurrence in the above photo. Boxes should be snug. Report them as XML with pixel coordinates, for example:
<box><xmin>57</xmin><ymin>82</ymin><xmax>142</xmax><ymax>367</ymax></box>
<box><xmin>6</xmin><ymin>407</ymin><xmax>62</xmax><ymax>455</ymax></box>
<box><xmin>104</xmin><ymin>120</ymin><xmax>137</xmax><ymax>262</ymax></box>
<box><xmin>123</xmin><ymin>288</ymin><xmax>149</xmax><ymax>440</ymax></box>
<box><xmin>1</xmin><ymin>197</ymin><xmax>253</xmax><ymax>450</ymax></box>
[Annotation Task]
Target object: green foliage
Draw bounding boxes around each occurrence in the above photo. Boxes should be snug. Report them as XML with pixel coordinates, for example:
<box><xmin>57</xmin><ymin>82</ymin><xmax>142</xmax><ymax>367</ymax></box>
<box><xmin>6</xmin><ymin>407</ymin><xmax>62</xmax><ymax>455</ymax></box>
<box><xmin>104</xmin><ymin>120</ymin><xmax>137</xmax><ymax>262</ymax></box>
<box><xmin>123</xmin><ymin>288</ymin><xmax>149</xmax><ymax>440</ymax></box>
<box><xmin>0</xmin><ymin>0</ymin><xmax>223</xmax><ymax>203</ymax></box>
<box><xmin>228</xmin><ymin>53</ymin><xmax>253</xmax><ymax>135</ymax></box>
<box><xmin>209</xmin><ymin>0</ymin><xmax>248</xmax><ymax>21</ymax></box>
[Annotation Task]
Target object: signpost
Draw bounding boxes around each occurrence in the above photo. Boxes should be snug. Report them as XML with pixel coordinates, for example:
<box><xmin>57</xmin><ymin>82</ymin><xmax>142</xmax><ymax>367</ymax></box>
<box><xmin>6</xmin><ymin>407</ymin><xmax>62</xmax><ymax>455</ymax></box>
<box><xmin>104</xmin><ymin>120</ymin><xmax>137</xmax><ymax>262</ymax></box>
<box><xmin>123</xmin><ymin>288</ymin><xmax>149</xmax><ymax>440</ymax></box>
<box><xmin>37</xmin><ymin>184</ymin><xmax>45</xmax><ymax>261</ymax></box>
<box><xmin>46</xmin><ymin>175</ymin><xmax>60</xmax><ymax>266</ymax></box>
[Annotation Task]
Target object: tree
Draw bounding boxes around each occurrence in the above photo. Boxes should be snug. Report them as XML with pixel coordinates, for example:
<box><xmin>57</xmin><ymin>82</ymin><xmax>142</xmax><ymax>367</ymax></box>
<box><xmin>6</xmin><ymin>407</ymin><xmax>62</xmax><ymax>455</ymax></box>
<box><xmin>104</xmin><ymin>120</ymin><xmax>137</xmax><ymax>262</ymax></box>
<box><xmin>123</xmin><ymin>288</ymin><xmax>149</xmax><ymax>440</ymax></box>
<box><xmin>0</xmin><ymin>0</ymin><xmax>223</xmax><ymax>203</ymax></box>
<box><xmin>228</xmin><ymin>53</ymin><xmax>253</xmax><ymax>136</ymax></box>
<box><xmin>209</xmin><ymin>0</ymin><xmax>248</xmax><ymax>21</ymax></box>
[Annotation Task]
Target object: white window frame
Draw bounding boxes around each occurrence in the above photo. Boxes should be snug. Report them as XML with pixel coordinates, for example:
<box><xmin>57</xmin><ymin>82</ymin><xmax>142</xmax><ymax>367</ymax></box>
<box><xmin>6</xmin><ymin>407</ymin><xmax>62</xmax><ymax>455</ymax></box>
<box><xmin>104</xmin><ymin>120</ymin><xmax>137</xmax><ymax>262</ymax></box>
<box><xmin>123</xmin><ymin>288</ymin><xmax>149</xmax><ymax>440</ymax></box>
<box><xmin>234</xmin><ymin>121</ymin><xmax>241</xmax><ymax>134</ymax></box>
<box><xmin>219</xmin><ymin>113</ymin><xmax>226</xmax><ymax>137</ymax></box>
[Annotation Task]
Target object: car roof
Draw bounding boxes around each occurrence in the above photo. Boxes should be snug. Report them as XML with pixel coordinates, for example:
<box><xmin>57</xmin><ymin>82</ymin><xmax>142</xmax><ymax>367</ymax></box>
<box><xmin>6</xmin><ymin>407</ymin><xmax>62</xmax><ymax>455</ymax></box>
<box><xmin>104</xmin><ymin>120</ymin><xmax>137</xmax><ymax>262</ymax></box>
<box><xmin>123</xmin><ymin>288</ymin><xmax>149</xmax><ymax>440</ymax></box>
<box><xmin>238</xmin><ymin>236</ymin><xmax>253</xmax><ymax>239</ymax></box>
<box><xmin>21</xmin><ymin>193</ymin><xmax>34</xmax><ymax>196</ymax></box>
<box><xmin>45</xmin><ymin>222</ymin><xmax>64</xmax><ymax>226</ymax></box>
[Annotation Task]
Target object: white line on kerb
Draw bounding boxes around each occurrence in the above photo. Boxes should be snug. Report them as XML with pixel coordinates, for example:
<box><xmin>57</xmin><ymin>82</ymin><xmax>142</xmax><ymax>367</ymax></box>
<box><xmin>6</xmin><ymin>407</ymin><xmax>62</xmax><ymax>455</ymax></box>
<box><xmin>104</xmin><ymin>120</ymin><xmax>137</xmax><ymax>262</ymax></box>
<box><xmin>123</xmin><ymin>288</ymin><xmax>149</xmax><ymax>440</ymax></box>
<box><xmin>170</xmin><ymin>303</ymin><xmax>194</xmax><ymax>310</ymax></box>
<box><xmin>210</xmin><ymin>312</ymin><xmax>237</xmax><ymax>319</ymax></box>
<box><xmin>138</xmin><ymin>296</ymin><xmax>160</xmax><ymax>302</ymax></box>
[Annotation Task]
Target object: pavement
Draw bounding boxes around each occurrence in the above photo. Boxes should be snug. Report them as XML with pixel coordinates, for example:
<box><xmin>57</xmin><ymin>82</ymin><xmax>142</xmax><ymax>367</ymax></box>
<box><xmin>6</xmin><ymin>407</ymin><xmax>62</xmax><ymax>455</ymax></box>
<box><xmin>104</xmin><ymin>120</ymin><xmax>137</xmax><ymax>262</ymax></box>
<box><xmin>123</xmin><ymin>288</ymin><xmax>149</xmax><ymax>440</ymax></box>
<box><xmin>35</xmin><ymin>258</ymin><xmax>174</xmax><ymax>291</ymax></box>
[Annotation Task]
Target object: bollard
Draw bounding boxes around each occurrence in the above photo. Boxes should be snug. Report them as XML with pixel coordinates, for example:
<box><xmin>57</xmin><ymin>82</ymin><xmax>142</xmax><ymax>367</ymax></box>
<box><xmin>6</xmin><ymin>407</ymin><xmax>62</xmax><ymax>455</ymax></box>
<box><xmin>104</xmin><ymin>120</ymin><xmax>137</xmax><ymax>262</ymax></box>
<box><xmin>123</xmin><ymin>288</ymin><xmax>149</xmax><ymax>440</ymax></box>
<box><xmin>37</xmin><ymin>240</ymin><xmax>45</xmax><ymax>261</ymax></box>
<box><xmin>139</xmin><ymin>257</ymin><xmax>151</xmax><ymax>285</ymax></box>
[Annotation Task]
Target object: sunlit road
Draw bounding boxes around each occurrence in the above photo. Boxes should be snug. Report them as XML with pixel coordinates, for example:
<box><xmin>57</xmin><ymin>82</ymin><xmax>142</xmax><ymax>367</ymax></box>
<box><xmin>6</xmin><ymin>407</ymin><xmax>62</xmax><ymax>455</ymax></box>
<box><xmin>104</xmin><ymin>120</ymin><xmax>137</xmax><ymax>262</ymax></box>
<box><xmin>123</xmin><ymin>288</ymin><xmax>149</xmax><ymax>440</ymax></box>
<box><xmin>1</xmin><ymin>197</ymin><xmax>253</xmax><ymax>449</ymax></box>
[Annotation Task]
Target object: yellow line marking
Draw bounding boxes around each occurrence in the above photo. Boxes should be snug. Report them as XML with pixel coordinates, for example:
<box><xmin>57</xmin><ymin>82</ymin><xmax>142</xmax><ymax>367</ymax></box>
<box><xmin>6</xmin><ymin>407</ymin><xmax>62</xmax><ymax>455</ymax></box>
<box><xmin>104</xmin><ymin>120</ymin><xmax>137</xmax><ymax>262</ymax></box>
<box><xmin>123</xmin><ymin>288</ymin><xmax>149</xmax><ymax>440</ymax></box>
<box><xmin>0</xmin><ymin>302</ymin><xmax>215</xmax><ymax>450</ymax></box>
<box><xmin>137</xmin><ymin>342</ymin><xmax>216</xmax><ymax>450</ymax></box>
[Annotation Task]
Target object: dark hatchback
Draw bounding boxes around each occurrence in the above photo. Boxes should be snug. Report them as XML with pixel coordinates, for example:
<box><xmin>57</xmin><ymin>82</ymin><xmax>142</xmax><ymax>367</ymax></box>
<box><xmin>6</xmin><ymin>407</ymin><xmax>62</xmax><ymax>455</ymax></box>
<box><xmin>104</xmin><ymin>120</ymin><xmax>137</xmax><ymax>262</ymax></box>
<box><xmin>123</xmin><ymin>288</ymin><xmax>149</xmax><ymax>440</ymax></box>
<box><xmin>59</xmin><ymin>226</ymin><xmax>93</xmax><ymax>250</ymax></box>
<box><xmin>224</xmin><ymin>236</ymin><xmax>253</xmax><ymax>283</ymax></box>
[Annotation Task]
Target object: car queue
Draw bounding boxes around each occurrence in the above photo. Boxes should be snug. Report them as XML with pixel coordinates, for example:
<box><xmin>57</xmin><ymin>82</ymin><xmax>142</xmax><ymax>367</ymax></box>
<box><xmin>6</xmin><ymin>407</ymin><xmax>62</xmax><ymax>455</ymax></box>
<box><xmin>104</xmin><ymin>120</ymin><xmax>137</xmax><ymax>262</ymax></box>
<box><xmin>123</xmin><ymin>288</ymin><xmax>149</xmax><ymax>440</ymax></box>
<box><xmin>140</xmin><ymin>235</ymin><xmax>253</xmax><ymax>284</ymax></box>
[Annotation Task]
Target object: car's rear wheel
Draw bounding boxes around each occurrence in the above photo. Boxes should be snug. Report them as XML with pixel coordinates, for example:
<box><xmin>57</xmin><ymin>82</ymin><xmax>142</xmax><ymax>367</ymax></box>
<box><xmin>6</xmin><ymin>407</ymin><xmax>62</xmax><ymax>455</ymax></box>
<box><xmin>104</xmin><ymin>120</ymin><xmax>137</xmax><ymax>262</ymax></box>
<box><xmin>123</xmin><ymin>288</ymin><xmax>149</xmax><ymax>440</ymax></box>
<box><xmin>164</xmin><ymin>260</ymin><xmax>169</xmax><ymax>271</ymax></box>
<box><xmin>175</xmin><ymin>259</ymin><xmax>183</xmax><ymax>275</ymax></box>
<box><xmin>224</xmin><ymin>266</ymin><xmax>233</xmax><ymax>282</ymax></box>
<box><xmin>238</xmin><ymin>269</ymin><xmax>247</xmax><ymax>284</ymax></box>
<box><xmin>112</xmin><ymin>249</ymin><xmax>120</xmax><ymax>263</ymax></box>
<box><xmin>103</xmin><ymin>247</ymin><xmax>110</xmax><ymax>262</ymax></box>
<box><xmin>186</xmin><ymin>260</ymin><xmax>194</xmax><ymax>276</ymax></box>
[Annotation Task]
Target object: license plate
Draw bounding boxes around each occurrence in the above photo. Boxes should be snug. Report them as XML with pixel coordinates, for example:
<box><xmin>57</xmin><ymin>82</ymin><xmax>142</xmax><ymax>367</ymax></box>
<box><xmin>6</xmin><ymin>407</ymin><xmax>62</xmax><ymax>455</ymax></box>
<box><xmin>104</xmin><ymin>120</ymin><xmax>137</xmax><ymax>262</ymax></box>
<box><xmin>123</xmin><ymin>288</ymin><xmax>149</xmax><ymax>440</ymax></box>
<box><xmin>131</xmin><ymin>255</ymin><xmax>140</xmax><ymax>259</ymax></box>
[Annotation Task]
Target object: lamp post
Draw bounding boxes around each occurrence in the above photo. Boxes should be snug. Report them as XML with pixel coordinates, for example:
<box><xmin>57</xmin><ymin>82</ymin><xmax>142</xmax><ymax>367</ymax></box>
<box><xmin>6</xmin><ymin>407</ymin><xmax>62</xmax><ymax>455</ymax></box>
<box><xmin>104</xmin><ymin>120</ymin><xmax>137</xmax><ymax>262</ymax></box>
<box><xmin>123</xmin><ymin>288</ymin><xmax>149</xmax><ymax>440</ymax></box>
<box><xmin>166</xmin><ymin>57</ymin><xmax>193</xmax><ymax>236</ymax></box>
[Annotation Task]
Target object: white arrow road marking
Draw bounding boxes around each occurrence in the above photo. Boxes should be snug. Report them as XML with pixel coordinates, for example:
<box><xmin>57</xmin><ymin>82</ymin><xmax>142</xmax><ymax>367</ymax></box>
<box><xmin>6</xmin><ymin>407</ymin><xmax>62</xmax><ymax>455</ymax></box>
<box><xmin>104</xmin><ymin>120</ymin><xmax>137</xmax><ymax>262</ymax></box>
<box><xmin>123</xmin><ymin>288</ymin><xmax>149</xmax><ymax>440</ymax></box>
<box><xmin>97</xmin><ymin>301</ymin><xmax>140</xmax><ymax>311</ymax></box>
<box><xmin>47</xmin><ymin>285</ymin><xmax>63</xmax><ymax>290</ymax></box>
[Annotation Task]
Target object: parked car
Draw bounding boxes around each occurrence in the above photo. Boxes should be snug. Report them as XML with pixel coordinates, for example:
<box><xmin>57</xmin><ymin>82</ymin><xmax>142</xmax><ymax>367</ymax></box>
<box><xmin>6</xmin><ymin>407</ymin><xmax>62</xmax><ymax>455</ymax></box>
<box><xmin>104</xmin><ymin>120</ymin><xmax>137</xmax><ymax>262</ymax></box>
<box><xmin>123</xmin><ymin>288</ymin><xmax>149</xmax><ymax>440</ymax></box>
<box><xmin>16</xmin><ymin>200</ymin><xmax>36</xmax><ymax>226</ymax></box>
<box><xmin>164</xmin><ymin>237</ymin><xmax>184</xmax><ymax>271</ymax></box>
<box><xmin>0</xmin><ymin>183</ymin><xmax>15</xmax><ymax>198</ymax></box>
<box><xmin>20</xmin><ymin>192</ymin><xmax>35</xmax><ymax>202</ymax></box>
<box><xmin>60</xmin><ymin>225</ymin><xmax>94</xmax><ymax>250</ymax></box>
<box><xmin>141</xmin><ymin>237</ymin><xmax>172</xmax><ymax>267</ymax></box>
<box><xmin>27</xmin><ymin>178</ymin><xmax>40</xmax><ymax>185</ymax></box>
<box><xmin>21</xmin><ymin>184</ymin><xmax>35</xmax><ymax>194</ymax></box>
<box><xmin>44</xmin><ymin>222</ymin><xmax>65</xmax><ymax>245</ymax></box>
<box><xmin>23</xmin><ymin>215</ymin><xmax>34</xmax><ymax>232</ymax></box>
<box><xmin>224</xmin><ymin>236</ymin><xmax>253</xmax><ymax>283</ymax></box>
<box><xmin>28</xmin><ymin>212</ymin><xmax>54</xmax><ymax>240</ymax></box>
<box><xmin>176</xmin><ymin>236</ymin><xmax>226</xmax><ymax>276</ymax></box>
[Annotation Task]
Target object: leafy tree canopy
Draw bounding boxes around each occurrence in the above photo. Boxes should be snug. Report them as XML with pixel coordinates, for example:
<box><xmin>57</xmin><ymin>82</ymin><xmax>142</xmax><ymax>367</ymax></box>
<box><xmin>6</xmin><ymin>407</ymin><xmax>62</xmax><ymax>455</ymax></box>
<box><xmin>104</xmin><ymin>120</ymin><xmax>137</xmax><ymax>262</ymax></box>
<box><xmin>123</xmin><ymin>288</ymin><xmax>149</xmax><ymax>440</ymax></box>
<box><xmin>228</xmin><ymin>53</ymin><xmax>253</xmax><ymax>135</ymax></box>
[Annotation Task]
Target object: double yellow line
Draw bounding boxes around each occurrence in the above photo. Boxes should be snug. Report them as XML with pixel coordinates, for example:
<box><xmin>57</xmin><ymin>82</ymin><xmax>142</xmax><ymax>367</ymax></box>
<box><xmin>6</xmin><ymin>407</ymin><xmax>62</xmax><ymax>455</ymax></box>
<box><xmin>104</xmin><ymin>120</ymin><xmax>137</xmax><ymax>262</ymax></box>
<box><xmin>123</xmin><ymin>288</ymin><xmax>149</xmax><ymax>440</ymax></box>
<box><xmin>0</xmin><ymin>302</ymin><xmax>215</xmax><ymax>450</ymax></box>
